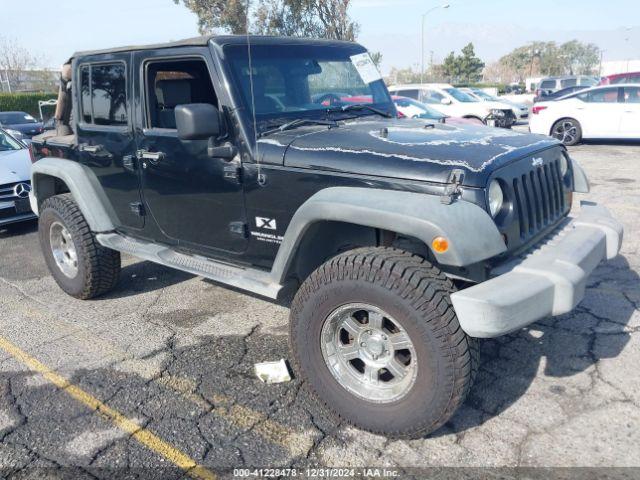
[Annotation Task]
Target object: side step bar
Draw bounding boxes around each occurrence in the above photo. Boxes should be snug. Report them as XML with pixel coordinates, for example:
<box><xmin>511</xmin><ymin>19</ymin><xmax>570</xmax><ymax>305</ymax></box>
<box><xmin>96</xmin><ymin>233</ymin><xmax>283</xmax><ymax>299</ymax></box>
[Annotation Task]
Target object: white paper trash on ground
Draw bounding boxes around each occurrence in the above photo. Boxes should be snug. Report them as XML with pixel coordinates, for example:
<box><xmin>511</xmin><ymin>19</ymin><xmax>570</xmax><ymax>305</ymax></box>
<box><xmin>254</xmin><ymin>359</ymin><xmax>292</xmax><ymax>384</ymax></box>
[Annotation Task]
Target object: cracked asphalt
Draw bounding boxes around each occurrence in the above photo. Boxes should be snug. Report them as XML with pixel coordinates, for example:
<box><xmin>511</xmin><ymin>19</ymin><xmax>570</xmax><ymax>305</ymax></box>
<box><xmin>0</xmin><ymin>142</ymin><xmax>639</xmax><ymax>479</ymax></box>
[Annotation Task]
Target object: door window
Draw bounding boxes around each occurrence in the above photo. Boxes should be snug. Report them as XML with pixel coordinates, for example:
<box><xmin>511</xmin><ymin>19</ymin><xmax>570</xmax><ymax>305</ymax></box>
<box><xmin>79</xmin><ymin>62</ymin><xmax>128</xmax><ymax>126</ymax></box>
<box><xmin>560</xmin><ymin>78</ymin><xmax>577</xmax><ymax>88</ymax></box>
<box><xmin>397</xmin><ymin>89</ymin><xmax>420</xmax><ymax>100</ymax></box>
<box><xmin>577</xmin><ymin>88</ymin><xmax>620</xmax><ymax>103</ymax></box>
<box><xmin>144</xmin><ymin>59</ymin><xmax>218</xmax><ymax>129</ymax></box>
<box><xmin>422</xmin><ymin>89</ymin><xmax>446</xmax><ymax>104</ymax></box>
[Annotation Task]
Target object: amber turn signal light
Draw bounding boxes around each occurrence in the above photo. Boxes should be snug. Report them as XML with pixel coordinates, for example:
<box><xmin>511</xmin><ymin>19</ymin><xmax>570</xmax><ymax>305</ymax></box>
<box><xmin>432</xmin><ymin>236</ymin><xmax>449</xmax><ymax>253</ymax></box>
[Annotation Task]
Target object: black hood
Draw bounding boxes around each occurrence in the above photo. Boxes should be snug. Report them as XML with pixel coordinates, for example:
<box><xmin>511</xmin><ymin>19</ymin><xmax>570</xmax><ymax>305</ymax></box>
<box><xmin>257</xmin><ymin>118</ymin><xmax>562</xmax><ymax>188</ymax></box>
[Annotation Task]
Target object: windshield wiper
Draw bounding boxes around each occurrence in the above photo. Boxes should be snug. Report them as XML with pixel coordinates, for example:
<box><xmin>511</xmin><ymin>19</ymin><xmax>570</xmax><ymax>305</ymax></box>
<box><xmin>326</xmin><ymin>104</ymin><xmax>393</xmax><ymax>119</ymax></box>
<box><xmin>259</xmin><ymin>118</ymin><xmax>338</xmax><ymax>138</ymax></box>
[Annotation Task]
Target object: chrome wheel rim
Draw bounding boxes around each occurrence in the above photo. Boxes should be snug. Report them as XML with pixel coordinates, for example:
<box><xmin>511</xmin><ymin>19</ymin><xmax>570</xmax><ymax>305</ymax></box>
<box><xmin>320</xmin><ymin>303</ymin><xmax>418</xmax><ymax>403</ymax></box>
<box><xmin>552</xmin><ymin>120</ymin><xmax>578</xmax><ymax>145</ymax></box>
<box><xmin>49</xmin><ymin>221</ymin><xmax>78</xmax><ymax>278</ymax></box>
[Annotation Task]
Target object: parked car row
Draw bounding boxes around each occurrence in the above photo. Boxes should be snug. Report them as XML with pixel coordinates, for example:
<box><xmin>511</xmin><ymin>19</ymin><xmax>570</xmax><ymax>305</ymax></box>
<box><xmin>388</xmin><ymin>83</ymin><xmax>518</xmax><ymax>128</ymax></box>
<box><xmin>534</xmin><ymin>75</ymin><xmax>599</xmax><ymax>101</ymax></box>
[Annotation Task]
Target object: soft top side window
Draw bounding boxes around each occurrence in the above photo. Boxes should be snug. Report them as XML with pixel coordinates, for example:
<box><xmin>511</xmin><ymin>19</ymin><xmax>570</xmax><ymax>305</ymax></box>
<box><xmin>79</xmin><ymin>62</ymin><xmax>128</xmax><ymax>126</ymax></box>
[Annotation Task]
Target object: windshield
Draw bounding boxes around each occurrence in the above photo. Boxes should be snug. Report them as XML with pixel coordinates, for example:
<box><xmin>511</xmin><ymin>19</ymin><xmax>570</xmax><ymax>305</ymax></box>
<box><xmin>0</xmin><ymin>129</ymin><xmax>23</xmax><ymax>151</ymax></box>
<box><xmin>472</xmin><ymin>90</ymin><xmax>498</xmax><ymax>101</ymax></box>
<box><xmin>0</xmin><ymin>112</ymin><xmax>37</xmax><ymax>125</ymax></box>
<box><xmin>225</xmin><ymin>44</ymin><xmax>393</xmax><ymax>129</ymax></box>
<box><xmin>444</xmin><ymin>88</ymin><xmax>479</xmax><ymax>103</ymax></box>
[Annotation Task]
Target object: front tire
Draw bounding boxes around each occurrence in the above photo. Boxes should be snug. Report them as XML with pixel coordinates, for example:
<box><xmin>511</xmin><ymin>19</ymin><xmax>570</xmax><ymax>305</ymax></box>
<box><xmin>289</xmin><ymin>247</ymin><xmax>478</xmax><ymax>438</ymax></box>
<box><xmin>39</xmin><ymin>194</ymin><xmax>120</xmax><ymax>299</ymax></box>
<box><xmin>551</xmin><ymin>118</ymin><xmax>582</xmax><ymax>146</ymax></box>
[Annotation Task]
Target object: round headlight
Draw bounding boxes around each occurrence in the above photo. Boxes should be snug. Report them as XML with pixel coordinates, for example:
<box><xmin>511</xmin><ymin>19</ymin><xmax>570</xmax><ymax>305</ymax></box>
<box><xmin>559</xmin><ymin>155</ymin><xmax>569</xmax><ymax>176</ymax></box>
<box><xmin>488</xmin><ymin>180</ymin><xmax>504</xmax><ymax>218</ymax></box>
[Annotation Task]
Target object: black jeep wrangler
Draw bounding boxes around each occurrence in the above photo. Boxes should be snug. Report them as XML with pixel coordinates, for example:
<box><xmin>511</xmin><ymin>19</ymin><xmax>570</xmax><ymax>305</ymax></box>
<box><xmin>30</xmin><ymin>36</ymin><xmax>622</xmax><ymax>438</ymax></box>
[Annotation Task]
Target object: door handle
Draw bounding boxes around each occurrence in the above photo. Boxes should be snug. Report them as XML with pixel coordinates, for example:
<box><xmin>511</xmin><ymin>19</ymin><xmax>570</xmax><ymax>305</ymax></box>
<box><xmin>137</xmin><ymin>150</ymin><xmax>165</xmax><ymax>164</ymax></box>
<box><xmin>79</xmin><ymin>144</ymin><xmax>102</xmax><ymax>154</ymax></box>
<box><xmin>208</xmin><ymin>143</ymin><xmax>238</xmax><ymax>161</ymax></box>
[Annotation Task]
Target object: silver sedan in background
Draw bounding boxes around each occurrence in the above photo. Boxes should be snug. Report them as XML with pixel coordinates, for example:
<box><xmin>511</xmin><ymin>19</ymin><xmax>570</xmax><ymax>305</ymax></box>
<box><xmin>0</xmin><ymin>128</ymin><xmax>36</xmax><ymax>227</ymax></box>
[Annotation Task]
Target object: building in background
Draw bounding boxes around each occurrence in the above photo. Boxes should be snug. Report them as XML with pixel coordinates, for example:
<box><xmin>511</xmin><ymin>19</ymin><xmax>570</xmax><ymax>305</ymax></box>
<box><xmin>600</xmin><ymin>60</ymin><xmax>640</xmax><ymax>76</ymax></box>
<box><xmin>0</xmin><ymin>69</ymin><xmax>57</xmax><ymax>93</ymax></box>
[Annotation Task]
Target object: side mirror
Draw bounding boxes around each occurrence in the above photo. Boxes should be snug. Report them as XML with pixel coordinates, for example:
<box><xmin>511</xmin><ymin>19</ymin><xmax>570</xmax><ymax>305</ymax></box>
<box><xmin>441</xmin><ymin>98</ymin><xmax>452</xmax><ymax>105</ymax></box>
<box><xmin>175</xmin><ymin>103</ymin><xmax>220</xmax><ymax>140</ymax></box>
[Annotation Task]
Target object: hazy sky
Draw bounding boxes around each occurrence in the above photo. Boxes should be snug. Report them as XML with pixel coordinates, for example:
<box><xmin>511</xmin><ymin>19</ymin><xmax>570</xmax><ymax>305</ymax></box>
<box><xmin>2</xmin><ymin>0</ymin><xmax>638</xmax><ymax>73</ymax></box>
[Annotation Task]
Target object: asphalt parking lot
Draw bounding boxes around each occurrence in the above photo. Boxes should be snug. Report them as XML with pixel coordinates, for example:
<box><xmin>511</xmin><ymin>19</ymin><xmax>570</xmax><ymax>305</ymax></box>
<box><xmin>0</xmin><ymin>141</ymin><xmax>639</xmax><ymax>479</ymax></box>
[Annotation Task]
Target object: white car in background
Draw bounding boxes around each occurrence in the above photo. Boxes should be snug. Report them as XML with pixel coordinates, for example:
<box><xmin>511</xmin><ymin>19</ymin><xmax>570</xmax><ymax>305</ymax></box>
<box><xmin>529</xmin><ymin>84</ymin><xmax>640</xmax><ymax>145</ymax></box>
<box><xmin>459</xmin><ymin>87</ymin><xmax>530</xmax><ymax>122</ymax></box>
<box><xmin>0</xmin><ymin>128</ymin><xmax>36</xmax><ymax>227</ymax></box>
<box><xmin>388</xmin><ymin>83</ymin><xmax>516</xmax><ymax>127</ymax></box>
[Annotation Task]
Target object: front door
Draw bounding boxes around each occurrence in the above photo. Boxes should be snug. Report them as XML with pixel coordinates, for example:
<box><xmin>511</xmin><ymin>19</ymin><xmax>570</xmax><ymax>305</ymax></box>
<box><xmin>133</xmin><ymin>51</ymin><xmax>247</xmax><ymax>255</ymax></box>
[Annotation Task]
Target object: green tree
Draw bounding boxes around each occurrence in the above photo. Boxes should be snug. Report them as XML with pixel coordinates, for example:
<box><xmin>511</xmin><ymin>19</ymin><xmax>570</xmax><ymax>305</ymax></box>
<box><xmin>440</xmin><ymin>43</ymin><xmax>484</xmax><ymax>83</ymax></box>
<box><xmin>499</xmin><ymin>40</ymin><xmax>600</xmax><ymax>81</ymax></box>
<box><xmin>369</xmin><ymin>51</ymin><xmax>383</xmax><ymax>68</ymax></box>
<box><xmin>458</xmin><ymin>43</ymin><xmax>485</xmax><ymax>83</ymax></box>
<box><xmin>561</xmin><ymin>40</ymin><xmax>600</xmax><ymax>75</ymax></box>
<box><xmin>442</xmin><ymin>51</ymin><xmax>461</xmax><ymax>82</ymax></box>
<box><xmin>172</xmin><ymin>0</ymin><xmax>249</xmax><ymax>34</ymax></box>
<box><xmin>173</xmin><ymin>0</ymin><xmax>359</xmax><ymax>40</ymax></box>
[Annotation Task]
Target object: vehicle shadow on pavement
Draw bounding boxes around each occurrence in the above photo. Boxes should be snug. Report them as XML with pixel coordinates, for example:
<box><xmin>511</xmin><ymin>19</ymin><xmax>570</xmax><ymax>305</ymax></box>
<box><xmin>576</xmin><ymin>140</ymin><xmax>640</xmax><ymax>147</ymax></box>
<box><xmin>438</xmin><ymin>254</ymin><xmax>639</xmax><ymax>436</ymax></box>
<box><xmin>101</xmin><ymin>260</ymin><xmax>196</xmax><ymax>300</ymax></box>
<box><xmin>0</xmin><ymin>219</ymin><xmax>38</xmax><ymax>238</ymax></box>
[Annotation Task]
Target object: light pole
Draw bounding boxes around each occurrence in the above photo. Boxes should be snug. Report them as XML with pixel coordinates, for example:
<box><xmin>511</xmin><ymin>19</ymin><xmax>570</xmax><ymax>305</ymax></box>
<box><xmin>421</xmin><ymin>3</ymin><xmax>450</xmax><ymax>84</ymax></box>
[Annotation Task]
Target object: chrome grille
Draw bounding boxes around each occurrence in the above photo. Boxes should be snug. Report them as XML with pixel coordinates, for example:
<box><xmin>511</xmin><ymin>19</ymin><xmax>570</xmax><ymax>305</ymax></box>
<box><xmin>0</xmin><ymin>181</ymin><xmax>30</xmax><ymax>202</ymax></box>
<box><xmin>512</xmin><ymin>159</ymin><xmax>566</xmax><ymax>239</ymax></box>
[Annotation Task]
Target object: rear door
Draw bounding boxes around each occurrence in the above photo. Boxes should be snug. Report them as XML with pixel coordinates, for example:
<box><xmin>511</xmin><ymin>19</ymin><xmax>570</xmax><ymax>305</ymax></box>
<box><xmin>620</xmin><ymin>86</ymin><xmax>640</xmax><ymax>136</ymax></box>
<box><xmin>75</xmin><ymin>55</ymin><xmax>144</xmax><ymax>231</ymax></box>
<box><xmin>573</xmin><ymin>87</ymin><xmax>623</xmax><ymax>137</ymax></box>
<box><xmin>132</xmin><ymin>49</ymin><xmax>248</xmax><ymax>255</ymax></box>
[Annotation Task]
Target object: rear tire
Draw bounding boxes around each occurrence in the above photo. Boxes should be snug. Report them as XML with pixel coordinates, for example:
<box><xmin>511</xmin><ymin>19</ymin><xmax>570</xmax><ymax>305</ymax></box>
<box><xmin>289</xmin><ymin>247</ymin><xmax>478</xmax><ymax>438</ymax></box>
<box><xmin>551</xmin><ymin>118</ymin><xmax>582</xmax><ymax>146</ymax></box>
<box><xmin>39</xmin><ymin>194</ymin><xmax>120</xmax><ymax>299</ymax></box>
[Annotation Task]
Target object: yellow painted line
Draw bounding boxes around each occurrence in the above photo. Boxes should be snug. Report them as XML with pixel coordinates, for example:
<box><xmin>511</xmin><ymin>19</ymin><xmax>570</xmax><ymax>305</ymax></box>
<box><xmin>157</xmin><ymin>376</ymin><xmax>313</xmax><ymax>457</ymax></box>
<box><xmin>0</xmin><ymin>336</ymin><xmax>217</xmax><ymax>480</ymax></box>
<box><xmin>0</xmin><ymin>288</ymin><xmax>313</xmax><ymax>456</ymax></box>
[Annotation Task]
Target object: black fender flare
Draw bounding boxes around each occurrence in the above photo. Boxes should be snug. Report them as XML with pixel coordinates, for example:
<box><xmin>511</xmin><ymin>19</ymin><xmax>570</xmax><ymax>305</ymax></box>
<box><xmin>269</xmin><ymin>187</ymin><xmax>506</xmax><ymax>284</ymax></box>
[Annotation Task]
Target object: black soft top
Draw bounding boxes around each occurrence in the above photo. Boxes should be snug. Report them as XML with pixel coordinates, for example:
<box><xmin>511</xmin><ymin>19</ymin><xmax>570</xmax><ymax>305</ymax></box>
<box><xmin>72</xmin><ymin>35</ymin><xmax>359</xmax><ymax>58</ymax></box>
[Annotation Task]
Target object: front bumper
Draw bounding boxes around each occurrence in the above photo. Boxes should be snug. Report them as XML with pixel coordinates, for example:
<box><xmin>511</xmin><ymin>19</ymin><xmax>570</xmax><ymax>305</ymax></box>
<box><xmin>0</xmin><ymin>202</ymin><xmax>37</xmax><ymax>226</ymax></box>
<box><xmin>1</xmin><ymin>188</ymin><xmax>37</xmax><ymax>226</ymax></box>
<box><xmin>451</xmin><ymin>201</ymin><xmax>623</xmax><ymax>338</ymax></box>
